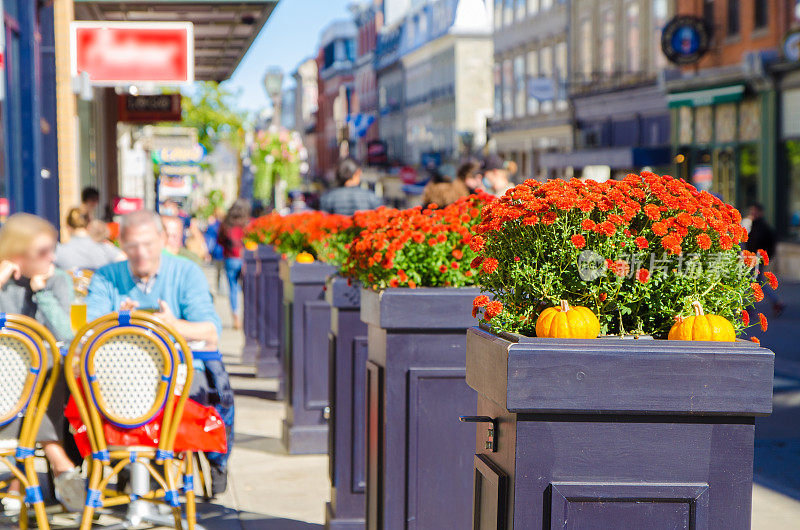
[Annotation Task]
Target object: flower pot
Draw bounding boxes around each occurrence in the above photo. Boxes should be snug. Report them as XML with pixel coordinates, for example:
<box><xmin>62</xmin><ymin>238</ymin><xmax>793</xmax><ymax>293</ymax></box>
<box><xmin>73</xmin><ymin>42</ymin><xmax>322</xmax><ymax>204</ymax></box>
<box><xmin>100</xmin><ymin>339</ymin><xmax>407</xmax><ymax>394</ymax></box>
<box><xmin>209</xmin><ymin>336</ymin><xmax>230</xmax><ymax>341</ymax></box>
<box><xmin>325</xmin><ymin>276</ymin><xmax>368</xmax><ymax>529</ymax></box>
<box><xmin>361</xmin><ymin>287</ymin><xmax>479</xmax><ymax>530</ymax></box>
<box><xmin>280</xmin><ymin>259</ymin><xmax>337</xmax><ymax>454</ymax></box>
<box><xmin>465</xmin><ymin>326</ymin><xmax>775</xmax><ymax>529</ymax></box>
<box><xmin>255</xmin><ymin>245</ymin><xmax>284</xmax><ymax>379</ymax></box>
<box><xmin>241</xmin><ymin>248</ymin><xmax>260</xmax><ymax>364</ymax></box>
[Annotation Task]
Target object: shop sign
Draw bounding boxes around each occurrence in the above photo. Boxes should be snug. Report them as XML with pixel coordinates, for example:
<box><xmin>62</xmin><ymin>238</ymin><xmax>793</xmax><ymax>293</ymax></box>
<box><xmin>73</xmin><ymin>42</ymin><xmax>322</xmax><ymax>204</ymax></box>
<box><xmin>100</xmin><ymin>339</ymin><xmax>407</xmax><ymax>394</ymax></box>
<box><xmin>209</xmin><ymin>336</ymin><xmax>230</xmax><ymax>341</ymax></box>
<box><xmin>158</xmin><ymin>175</ymin><xmax>194</xmax><ymax>199</ymax></box>
<box><xmin>661</xmin><ymin>16</ymin><xmax>711</xmax><ymax>65</ymax></box>
<box><xmin>118</xmin><ymin>94</ymin><xmax>182</xmax><ymax>123</ymax></box>
<box><xmin>152</xmin><ymin>145</ymin><xmax>205</xmax><ymax>165</ymax></box>
<box><xmin>113</xmin><ymin>197</ymin><xmax>144</xmax><ymax>215</ymax></box>
<box><xmin>367</xmin><ymin>140</ymin><xmax>388</xmax><ymax>166</ymax></box>
<box><xmin>0</xmin><ymin>198</ymin><xmax>9</xmax><ymax>218</ymax></box>
<box><xmin>784</xmin><ymin>29</ymin><xmax>800</xmax><ymax>62</ymax></box>
<box><xmin>528</xmin><ymin>77</ymin><xmax>555</xmax><ymax>102</ymax></box>
<box><xmin>71</xmin><ymin>22</ymin><xmax>194</xmax><ymax>85</ymax></box>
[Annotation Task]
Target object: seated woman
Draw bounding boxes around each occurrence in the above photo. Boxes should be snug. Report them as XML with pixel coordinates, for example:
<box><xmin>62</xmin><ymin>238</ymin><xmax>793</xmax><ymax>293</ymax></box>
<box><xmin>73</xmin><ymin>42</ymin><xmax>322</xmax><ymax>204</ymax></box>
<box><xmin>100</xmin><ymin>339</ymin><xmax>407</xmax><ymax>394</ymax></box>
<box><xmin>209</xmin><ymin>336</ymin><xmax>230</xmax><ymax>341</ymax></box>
<box><xmin>0</xmin><ymin>214</ymin><xmax>85</xmax><ymax>513</ymax></box>
<box><xmin>55</xmin><ymin>207</ymin><xmax>118</xmax><ymax>271</ymax></box>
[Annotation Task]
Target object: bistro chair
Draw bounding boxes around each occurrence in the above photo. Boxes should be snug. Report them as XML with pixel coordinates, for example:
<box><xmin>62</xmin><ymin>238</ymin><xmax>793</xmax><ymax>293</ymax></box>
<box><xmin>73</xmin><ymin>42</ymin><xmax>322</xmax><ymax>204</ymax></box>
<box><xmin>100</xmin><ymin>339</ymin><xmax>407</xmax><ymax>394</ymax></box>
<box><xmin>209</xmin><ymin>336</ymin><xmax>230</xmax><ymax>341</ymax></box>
<box><xmin>65</xmin><ymin>310</ymin><xmax>197</xmax><ymax>530</ymax></box>
<box><xmin>0</xmin><ymin>313</ymin><xmax>61</xmax><ymax>530</ymax></box>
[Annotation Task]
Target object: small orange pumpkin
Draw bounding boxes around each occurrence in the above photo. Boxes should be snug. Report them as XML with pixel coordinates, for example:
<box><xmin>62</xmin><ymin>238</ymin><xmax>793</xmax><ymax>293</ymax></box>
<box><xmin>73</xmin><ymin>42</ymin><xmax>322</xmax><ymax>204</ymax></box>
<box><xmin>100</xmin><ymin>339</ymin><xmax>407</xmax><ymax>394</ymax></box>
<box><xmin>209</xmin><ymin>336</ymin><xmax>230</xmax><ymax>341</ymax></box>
<box><xmin>244</xmin><ymin>240</ymin><xmax>258</xmax><ymax>251</ymax></box>
<box><xmin>536</xmin><ymin>300</ymin><xmax>600</xmax><ymax>339</ymax></box>
<box><xmin>296</xmin><ymin>252</ymin><xmax>315</xmax><ymax>263</ymax></box>
<box><xmin>668</xmin><ymin>301</ymin><xmax>735</xmax><ymax>341</ymax></box>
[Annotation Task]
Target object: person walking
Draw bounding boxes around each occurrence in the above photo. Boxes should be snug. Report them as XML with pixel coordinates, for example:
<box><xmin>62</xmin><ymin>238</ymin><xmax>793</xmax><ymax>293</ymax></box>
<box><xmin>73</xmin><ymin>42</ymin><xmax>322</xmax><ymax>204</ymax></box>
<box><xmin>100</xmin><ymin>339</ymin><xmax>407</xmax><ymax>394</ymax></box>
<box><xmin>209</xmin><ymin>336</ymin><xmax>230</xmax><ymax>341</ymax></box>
<box><xmin>0</xmin><ymin>214</ymin><xmax>86</xmax><ymax>513</ymax></box>
<box><xmin>744</xmin><ymin>203</ymin><xmax>785</xmax><ymax>316</ymax></box>
<box><xmin>55</xmin><ymin>207</ymin><xmax>116</xmax><ymax>271</ymax></box>
<box><xmin>217</xmin><ymin>200</ymin><xmax>251</xmax><ymax>330</ymax></box>
<box><xmin>320</xmin><ymin>158</ymin><xmax>382</xmax><ymax>215</ymax></box>
<box><xmin>482</xmin><ymin>155</ymin><xmax>512</xmax><ymax>197</ymax></box>
<box><xmin>420</xmin><ymin>166</ymin><xmax>470</xmax><ymax>207</ymax></box>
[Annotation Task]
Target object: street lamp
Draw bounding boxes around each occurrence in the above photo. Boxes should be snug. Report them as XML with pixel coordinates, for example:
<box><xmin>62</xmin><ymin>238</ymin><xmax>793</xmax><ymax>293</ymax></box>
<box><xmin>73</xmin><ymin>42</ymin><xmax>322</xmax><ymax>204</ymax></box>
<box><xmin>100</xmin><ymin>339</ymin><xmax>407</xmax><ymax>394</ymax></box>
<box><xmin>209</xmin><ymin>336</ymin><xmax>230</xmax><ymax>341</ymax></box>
<box><xmin>263</xmin><ymin>67</ymin><xmax>284</xmax><ymax>128</ymax></box>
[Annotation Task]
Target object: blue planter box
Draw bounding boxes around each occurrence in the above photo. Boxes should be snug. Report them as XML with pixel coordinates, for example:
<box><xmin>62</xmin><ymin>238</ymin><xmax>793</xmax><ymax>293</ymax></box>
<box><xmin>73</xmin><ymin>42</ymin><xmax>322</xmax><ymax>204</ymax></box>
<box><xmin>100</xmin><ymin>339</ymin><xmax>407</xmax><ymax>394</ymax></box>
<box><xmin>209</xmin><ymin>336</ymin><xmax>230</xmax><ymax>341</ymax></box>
<box><xmin>465</xmin><ymin>326</ymin><xmax>775</xmax><ymax>529</ymax></box>
<box><xmin>325</xmin><ymin>276</ymin><xmax>368</xmax><ymax>529</ymax></box>
<box><xmin>361</xmin><ymin>287</ymin><xmax>480</xmax><ymax>529</ymax></box>
<box><xmin>255</xmin><ymin>246</ymin><xmax>283</xmax><ymax>379</ymax></box>
<box><xmin>280</xmin><ymin>259</ymin><xmax>337</xmax><ymax>454</ymax></box>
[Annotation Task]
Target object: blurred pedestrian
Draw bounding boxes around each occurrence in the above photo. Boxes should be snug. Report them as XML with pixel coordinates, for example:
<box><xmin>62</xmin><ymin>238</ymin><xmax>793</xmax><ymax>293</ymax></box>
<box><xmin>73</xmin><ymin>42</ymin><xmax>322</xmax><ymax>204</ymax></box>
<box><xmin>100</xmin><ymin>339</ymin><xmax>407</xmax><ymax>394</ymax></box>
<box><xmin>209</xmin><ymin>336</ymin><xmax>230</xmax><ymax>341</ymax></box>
<box><xmin>0</xmin><ymin>214</ymin><xmax>85</xmax><ymax>513</ymax></box>
<box><xmin>81</xmin><ymin>187</ymin><xmax>100</xmax><ymax>221</ymax></box>
<box><xmin>55</xmin><ymin>207</ymin><xmax>116</xmax><ymax>271</ymax></box>
<box><xmin>421</xmin><ymin>166</ymin><xmax>470</xmax><ymax>207</ymax></box>
<box><xmin>204</xmin><ymin>208</ymin><xmax>226</xmax><ymax>293</ymax></box>
<box><xmin>320</xmin><ymin>158</ymin><xmax>382</xmax><ymax>215</ymax></box>
<box><xmin>87</xmin><ymin>219</ymin><xmax>126</xmax><ymax>263</ymax></box>
<box><xmin>744</xmin><ymin>203</ymin><xmax>785</xmax><ymax>316</ymax></box>
<box><xmin>457</xmin><ymin>158</ymin><xmax>484</xmax><ymax>194</ymax></box>
<box><xmin>217</xmin><ymin>199</ymin><xmax>251</xmax><ymax>330</ymax></box>
<box><xmin>482</xmin><ymin>155</ymin><xmax>512</xmax><ymax>196</ymax></box>
<box><xmin>163</xmin><ymin>215</ymin><xmax>207</xmax><ymax>264</ymax></box>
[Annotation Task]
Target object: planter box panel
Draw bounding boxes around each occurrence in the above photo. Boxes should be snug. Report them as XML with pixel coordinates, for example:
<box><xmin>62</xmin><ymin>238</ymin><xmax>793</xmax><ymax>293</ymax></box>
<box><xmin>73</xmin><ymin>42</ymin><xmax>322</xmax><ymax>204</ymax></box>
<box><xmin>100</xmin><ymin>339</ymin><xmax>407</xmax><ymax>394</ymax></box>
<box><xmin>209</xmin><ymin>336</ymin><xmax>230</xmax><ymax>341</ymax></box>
<box><xmin>360</xmin><ymin>287</ymin><xmax>480</xmax><ymax>330</ymax></box>
<box><xmin>351</xmin><ymin>336</ymin><xmax>368</xmax><ymax>495</ymax></box>
<box><xmin>468</xmin><ymin>327</ymin><xmax>774</xmax><ymax>415</ymax></box>
<box><xmin>280</xmin><ymin>261</ymin><xmax>336</xmax><ymax>454</ymax></box>
<box><xmin>366</xmin><ymin>360</ymin><xmax>384</xmax><ymax>529</ymax></box>
<box><xmin>550</xmin><ymin>483</ymin><xmax>709</xmax><ymax>530</ymax></box>
<box><xmin>509</xmin><ymin>418</ymin><xmax>753</xmax><ymax>529</ymax></box>
<box><xmin>255</xmin><ymin>249</ymin><xmax>283</xmax><ymax>378</ymax></box>
<box><xmin>473</xmin><ymin>455</ymin><xmax>508</xmax><ymax>530</ymax></box>
<box><xmin>407</xmin><ymin>367</ymin><xmax>475</xmax><ymax>530</ymax></box>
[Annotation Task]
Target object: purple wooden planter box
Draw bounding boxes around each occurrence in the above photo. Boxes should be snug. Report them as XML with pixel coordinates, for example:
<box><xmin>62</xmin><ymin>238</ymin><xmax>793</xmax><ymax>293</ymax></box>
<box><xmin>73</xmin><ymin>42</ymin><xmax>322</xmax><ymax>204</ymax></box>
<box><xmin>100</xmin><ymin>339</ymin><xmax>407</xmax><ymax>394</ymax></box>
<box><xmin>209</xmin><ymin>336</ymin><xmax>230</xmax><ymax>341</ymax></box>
<box><xmin>325</xmin><ymin>276</ymin><xmax>368</xmax><ymax>529</ymax></box>
<box><xmin>241</xmin><ymin>248</ymin><xmax>259</xmax><ymax>364</ymax></box>
<box><xmin>361</xmin><ymin>287</ymin><xmax>480</xmax><ymax>530</ymax></box>
<box><xmin>280</xmin><ymin>259</ymin><xmax>337</xmax><ymax>454</ymax></box>
<box><xmin>255</xmin><ymin>246</ymin><xmax>283</xmax><ymax>379</ymax></box>
<box><xmin>465</xmin><ymin>326</ymin><xmax>775</xmax><ymax>529</ymax></box>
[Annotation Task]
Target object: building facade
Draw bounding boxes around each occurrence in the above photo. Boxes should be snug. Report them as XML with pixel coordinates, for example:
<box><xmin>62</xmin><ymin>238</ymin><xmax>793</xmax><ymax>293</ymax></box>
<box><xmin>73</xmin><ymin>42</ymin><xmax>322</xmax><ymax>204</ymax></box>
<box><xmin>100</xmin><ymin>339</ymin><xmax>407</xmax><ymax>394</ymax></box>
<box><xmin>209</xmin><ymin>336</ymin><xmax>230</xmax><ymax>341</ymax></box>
<box><xmin>397</xmin><ymin>0</ymin><xmax>494</xmax><ymax>166</ymax></box>
<box><xmin>491</xmin><ymin>0</ymin><xmax>572</xmax><ymax>179</ymax></box>
<box><xmin>376</xmin><ymin>21</ymin><xmax>407</xmax><ymax>164</ymax></box>
<box><xmin>351</xmin><ymin>1</ymin><xmax>383</xmax><ymax>163</ymax></box>
<box><xmin>292</xmin><ymin>57</ymin><xmax>319</xmax><ymax>178</ymax></box>
<box><xmin>316</xmin><ymin>19</ymin><xmax>357</xmax><ymax>179</ymax></box>
<box><xmin>541</xmin><ymin>0</ymin><xmax>673</xmax><ymax>179</ymax></box>
<box><xmin>666</xmin><ymin>0</ymin><xmax>794</xmax><ymax>227</ymax></box>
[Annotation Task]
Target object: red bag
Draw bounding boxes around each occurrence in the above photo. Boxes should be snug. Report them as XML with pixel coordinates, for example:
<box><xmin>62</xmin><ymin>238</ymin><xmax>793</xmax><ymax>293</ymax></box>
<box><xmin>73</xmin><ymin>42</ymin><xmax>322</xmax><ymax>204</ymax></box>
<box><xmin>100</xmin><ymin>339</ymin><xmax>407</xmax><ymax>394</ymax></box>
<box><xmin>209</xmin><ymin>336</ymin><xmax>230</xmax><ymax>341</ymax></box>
<box><xmin>65</xmin><ymin>396</ymin><xmax>228</xmax><ymax>456</ymax></box>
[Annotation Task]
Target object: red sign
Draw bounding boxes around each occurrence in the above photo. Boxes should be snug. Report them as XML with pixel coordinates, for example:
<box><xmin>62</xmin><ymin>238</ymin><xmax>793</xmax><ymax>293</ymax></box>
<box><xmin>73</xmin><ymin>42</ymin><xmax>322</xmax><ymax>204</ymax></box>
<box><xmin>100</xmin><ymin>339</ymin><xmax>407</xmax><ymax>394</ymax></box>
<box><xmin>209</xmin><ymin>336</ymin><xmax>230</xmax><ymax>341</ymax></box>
<box><xmin>117</xmin><ymin>94</ymin><xmax>182</xmax><ymax>123</ymax></box>
<box><xmin>0</xmin><ymin>198</ymin><xmax>9</xmax><ymax>217</ymax></box>
<box><xmin>71</xmin><ymin>22</ymin><xmax>193</xmax><ymax>85</ymax></box>
<box><xmin>113</xmin><ymin>197</ymin><xmax>144</xmax><ymax>215</ymax></box>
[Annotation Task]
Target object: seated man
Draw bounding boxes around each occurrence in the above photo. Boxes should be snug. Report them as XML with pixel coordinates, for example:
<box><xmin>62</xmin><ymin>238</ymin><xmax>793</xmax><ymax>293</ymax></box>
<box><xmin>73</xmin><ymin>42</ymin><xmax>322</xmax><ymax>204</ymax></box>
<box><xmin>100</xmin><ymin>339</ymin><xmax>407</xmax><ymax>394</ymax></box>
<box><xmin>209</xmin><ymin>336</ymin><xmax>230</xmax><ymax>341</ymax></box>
<box><xmin>85</xmin><ymin>209</ymin><xmax>231</xmax><ymax>493</ymax></box>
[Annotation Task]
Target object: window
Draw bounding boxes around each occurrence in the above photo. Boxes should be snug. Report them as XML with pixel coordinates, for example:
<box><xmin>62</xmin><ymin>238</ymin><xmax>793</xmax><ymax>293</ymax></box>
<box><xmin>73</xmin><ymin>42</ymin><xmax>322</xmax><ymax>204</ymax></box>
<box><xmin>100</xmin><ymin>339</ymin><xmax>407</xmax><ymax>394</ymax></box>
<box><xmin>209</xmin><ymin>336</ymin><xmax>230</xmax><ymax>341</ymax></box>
<box><xmin>702</xmin><ymin>0</ymin><xmax>714</xmax><ymax>25</ymax></box>
<box><xmin>528</xmin><ymin>0</ymin><xmax>539</xmax><ymax>16</ymax></box>
<box><xmin>626</xmin><ymin>3</ymin><xmax>640</xmax><ymax>73</ymax></box>
<box><xmin>495</xmin><ymin>0</ymin><xmax>503</xmax><ymax>28</ymax></box>
<box><xmin>527</xmin><ymin>51</ymin><xmax>539</xmax><ymax>115</ymax></box>
<box><xmin>541</xmin><ymin>0</ymin><xmax>553</xmax><ymax>10</ymax></box>
<box><xmin>540</xmin><ymin>46</ymin><xmax>553</xmax><ymax>113</ymax></box>
<box><xmin>601</xmin><ymin>8</ymin><xmax>615</xmax><ymax>74</ymax></box>
<box><xmin>503</xmin><ymin>59</ymin><xmax>513</xmax><ymax>120</ymax></box>
<box><xmin>514</xmin><ymin>55</ymin><xmax>526</xmax><ymax>118</ymax></box>
<box><xmin>579</xmin><ymin>18</ymin><xmax>592</xmax><ymax>80</ymax></box>
<box><xmin>727</xmin><ymin>0</ymin><xmax>740</xmax><ymax>36</ymax></box>
<box><xmin>494</xmin><ymin>63</ymin><xmax>502</xmax><ymax>119</ymax></box>
<box><xmin>555</xmin><ymin>42</ymin><xmax>568</xmax><ymax>110</ymax></box>
<box><xmin>516</xmin><ymin>0</ymin><xmax>526</xmax><ymax>20</ymax></box>
<box><xmin>504</xmin><ymin>0</ymin><xmax>513</xmax><ymax>26</ymax></box>
<box><xmin>754</xmin><ymin>0</ymin><xmax>768</xmax><ymax>29</ymax></box>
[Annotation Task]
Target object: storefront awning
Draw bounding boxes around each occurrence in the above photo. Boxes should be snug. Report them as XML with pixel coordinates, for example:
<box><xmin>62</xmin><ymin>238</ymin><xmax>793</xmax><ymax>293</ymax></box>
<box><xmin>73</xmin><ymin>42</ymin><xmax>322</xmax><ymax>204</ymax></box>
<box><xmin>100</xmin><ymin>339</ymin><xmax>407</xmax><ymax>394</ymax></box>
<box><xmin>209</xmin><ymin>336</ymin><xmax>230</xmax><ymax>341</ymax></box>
<box><xmin>540</xmin><ymin>146</ymin><xmax>672</xmax><ymax>170</ymax></box>
<box><xmin>75</xmin><ymin>0</ymin><xmax>277</xmax><ymax>81</ymax></box>
<box><xmin>666</xmin><ymin>84</ymin><xmax>745</xmax><ymax>108</ymax></box>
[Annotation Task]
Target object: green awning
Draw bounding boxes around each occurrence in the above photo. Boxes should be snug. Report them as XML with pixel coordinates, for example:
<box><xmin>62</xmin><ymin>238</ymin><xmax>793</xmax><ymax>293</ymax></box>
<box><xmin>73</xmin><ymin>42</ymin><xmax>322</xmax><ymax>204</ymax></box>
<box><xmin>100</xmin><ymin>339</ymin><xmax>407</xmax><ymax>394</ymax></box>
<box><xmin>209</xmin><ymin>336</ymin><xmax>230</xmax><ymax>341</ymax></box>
<box><xmin>667</xmin><ymin>85</ymin><xmax>745</xmax><ymax>108</ymax></box>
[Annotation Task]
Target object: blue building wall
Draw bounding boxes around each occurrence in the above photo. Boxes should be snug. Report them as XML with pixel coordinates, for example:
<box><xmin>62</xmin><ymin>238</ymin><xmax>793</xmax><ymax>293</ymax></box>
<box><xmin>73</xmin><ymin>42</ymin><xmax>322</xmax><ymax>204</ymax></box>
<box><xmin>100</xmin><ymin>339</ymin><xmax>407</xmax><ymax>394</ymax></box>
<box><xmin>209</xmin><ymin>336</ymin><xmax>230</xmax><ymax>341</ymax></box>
<box><xmin>1</xmin><ymin>0</ymin><xmax>59</xmax><ymax>227</ymax></box>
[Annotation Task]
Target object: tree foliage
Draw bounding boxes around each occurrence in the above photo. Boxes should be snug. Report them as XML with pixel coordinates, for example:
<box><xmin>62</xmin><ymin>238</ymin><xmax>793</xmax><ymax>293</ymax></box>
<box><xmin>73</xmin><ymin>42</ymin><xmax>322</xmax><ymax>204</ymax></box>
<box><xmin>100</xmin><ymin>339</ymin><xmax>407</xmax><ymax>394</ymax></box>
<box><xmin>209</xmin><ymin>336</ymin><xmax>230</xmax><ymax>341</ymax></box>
<box><xmin>180</xmin><ymin>82</ymin><xmax>248</xmax><ymax>154</ymax></box>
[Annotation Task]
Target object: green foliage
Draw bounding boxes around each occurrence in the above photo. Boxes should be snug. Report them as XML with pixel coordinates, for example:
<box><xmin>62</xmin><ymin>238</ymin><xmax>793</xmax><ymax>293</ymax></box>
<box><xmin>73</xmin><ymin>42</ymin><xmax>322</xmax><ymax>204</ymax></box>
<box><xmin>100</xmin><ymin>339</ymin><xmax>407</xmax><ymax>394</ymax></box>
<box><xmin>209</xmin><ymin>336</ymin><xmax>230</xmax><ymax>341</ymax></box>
<box><xmin>193</xmin><ymin>189</ymin><xmax>226</xmax><ymax>221</ymax></box>
<box><xmin>251</xmin><ymin>129</ymin><xmax>306</xmax><ymax>203</ymax></box>
<box><xmin>179</xmin><ymin>82</ymin><xmax>247</xmax><ymax>154</ymax></box>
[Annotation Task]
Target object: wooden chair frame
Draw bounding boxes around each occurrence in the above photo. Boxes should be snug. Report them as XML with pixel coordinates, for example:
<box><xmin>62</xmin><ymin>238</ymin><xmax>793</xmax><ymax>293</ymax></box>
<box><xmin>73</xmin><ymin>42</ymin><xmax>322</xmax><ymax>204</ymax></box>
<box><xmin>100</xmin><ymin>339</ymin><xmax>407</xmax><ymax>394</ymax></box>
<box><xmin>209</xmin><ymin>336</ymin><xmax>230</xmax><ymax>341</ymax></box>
<box><xmin>0</xmin><ymin>313</ymin><xmax>61</xmax><ymax>530</ymax></box>
<box><xmin>65</xmin><ymin>310</ymin><xmax>196</xmax><ymax>530</ymax></box>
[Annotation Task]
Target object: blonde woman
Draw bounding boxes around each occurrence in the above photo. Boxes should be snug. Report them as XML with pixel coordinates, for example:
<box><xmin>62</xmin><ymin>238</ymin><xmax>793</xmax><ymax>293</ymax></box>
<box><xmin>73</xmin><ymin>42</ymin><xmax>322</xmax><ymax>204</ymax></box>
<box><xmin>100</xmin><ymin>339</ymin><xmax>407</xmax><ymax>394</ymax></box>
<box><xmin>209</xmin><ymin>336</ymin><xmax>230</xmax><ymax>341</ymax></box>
<box><xmin>0</xmin><ymin>214</ymin><xmax>85</xmax><ymax>513</ymax></box>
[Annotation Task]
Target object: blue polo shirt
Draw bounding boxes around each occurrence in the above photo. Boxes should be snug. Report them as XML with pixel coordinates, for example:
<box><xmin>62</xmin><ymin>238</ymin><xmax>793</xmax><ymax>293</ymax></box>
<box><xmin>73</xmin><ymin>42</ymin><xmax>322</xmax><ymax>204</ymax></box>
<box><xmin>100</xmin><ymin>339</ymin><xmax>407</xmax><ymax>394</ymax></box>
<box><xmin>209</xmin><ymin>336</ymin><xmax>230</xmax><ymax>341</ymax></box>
<box><xmin>85</xmin><ymin>253</ymin><xmax>222</xmax><ymax>340</ymax></box>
